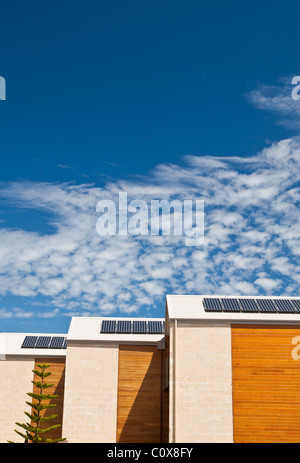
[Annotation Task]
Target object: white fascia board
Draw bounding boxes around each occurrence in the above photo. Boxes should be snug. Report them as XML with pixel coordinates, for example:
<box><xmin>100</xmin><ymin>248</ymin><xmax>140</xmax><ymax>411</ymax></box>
<box><xmin>67</xmin><ymin>317</ymin><xmax>165</xmax><ymax>344</ymax></box>
<box><xmin>0</xmin><ymin>332</ymin><xmax>67</xmax><ymax>359</ymax></box>
<box><xmin>166</xmin><ymin>294</ymin><xmax>300</xmax><ymax>324</ymax></box>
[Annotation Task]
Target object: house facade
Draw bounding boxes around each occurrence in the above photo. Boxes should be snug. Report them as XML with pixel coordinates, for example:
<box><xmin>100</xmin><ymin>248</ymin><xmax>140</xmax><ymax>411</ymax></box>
<box><xmin>1</xmin><ymin>295</ymin><xmax>300</xmax><ymax>443</ymax></box>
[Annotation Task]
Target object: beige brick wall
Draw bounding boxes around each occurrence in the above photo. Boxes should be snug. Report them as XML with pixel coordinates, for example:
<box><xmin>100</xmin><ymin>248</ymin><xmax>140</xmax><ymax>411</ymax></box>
<box><xmin>62</xmin><ymin>343</ymin><xmax>119</xmax><ymax>443</ymax></box>
<box><xmin>0</xmin><ymin>358</ymin><xmax>35</xmax><ymax>443</ymax></box>
<box><xmin>172</xmin><ymin>322</ymin><xmax>233</xmax><ymax>443</ymax></box>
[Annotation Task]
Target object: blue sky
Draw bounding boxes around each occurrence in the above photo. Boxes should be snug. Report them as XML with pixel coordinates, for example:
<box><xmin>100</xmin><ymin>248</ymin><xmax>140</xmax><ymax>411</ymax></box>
<box><xmin>0</xmin><ymin>0</ymin><xmax>300</xmax><ymax>333</ymax></box>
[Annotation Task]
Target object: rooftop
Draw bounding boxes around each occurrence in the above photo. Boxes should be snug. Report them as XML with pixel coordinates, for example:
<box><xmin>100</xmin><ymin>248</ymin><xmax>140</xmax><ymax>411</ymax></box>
<box><xmin>68</xmin><ymin>316</ymin><xmax>165</xmax><ymax>345</ymax></box>
<box><xmin>166</xmin><ymin>295</ymin><xmax>300</xmax><ymax>324</ymax></box>
<box><xmin>0</xmin><ymin>332</ymin><xmax>67</xmax><ymax>359</ymax></box>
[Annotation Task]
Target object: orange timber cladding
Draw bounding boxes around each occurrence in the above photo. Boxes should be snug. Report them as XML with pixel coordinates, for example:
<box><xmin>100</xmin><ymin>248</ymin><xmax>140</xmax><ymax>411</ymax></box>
<box><xmin>30</xmin><ymin>346</ymin><xmax>167</xmax><ymax>443</ymax></box>
<box><xmin>29</xmin><ymin>325</ymin><xmax>300</xmax><ymax>443</ymax></box>
<box><xmin>232</xmin><ymin>324</ymin><xmax>300</xmax><ymax>443</ymax></box>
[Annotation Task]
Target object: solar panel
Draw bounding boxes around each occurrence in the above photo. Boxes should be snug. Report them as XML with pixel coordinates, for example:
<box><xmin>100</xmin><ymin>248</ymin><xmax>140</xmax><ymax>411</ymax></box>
<box><xmin>35</xmin><ymin>336</ymin><xmax>51</xmax><ymax>349</ymax></box>
<box><xmin>101</xmin><ymin>320</ymin><xmax>117</xmax><ymax>333</ymax></box>
<box><xmin>49</xmin><ymin>337</ymin><xmax>65</xmax><ymax>349</ymax></box>
<box><xmin>100</xmin><ymin>319</ymin><xmax>165</xmax><ymax>335</ymax></box>
<box><xmin>148</xmin><ymin>321</ymin><xmax>163</xmax><ymax>334</ymax></box>
<box><xmin>256</xmin><ymin>299</ymin><xmax>277</xmax><ymax>313</ymax></box>
<box><xmin>221</xmin><ymin>298</ymin><xmax>241</xmax><ymax>312</ymax></box>
<box><xmin>291</xmin><ymin>300</ymin><xmax>300</xmax><ymax>312</ymax></box>
<box><xmin>203</xmin><ymin>298</ymin><xmax>223</xmax><ymax>312</ymax></box>
<box><xmin>117</xmin><ymin>320</ymin><xmax>132</xmax><ymax>333</ymax></box>
<box><xmin>132</xmin><ymin>320</ymin><xmax>147</xmax><ymax>334</ymax></box>
<box><xmin>239</xmin><ymin>298</ymin><xmax>259</xmax><ymax>313</ymax></box>
<box><xmin>273</xmin><ymin>299</ymin><xmax>295</xmax><ymax>313</ymax></box>
<box><xmin>21</xmin><ymin>336</ymin><xmax>38</xmax><ymax>348</ymax></box>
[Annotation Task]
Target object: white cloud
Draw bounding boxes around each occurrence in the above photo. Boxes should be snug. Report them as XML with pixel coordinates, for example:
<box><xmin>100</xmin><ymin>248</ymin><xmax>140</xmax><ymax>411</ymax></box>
<box><xmin>0</xmin><ymin>137</ymin><xmax>299</xmax><ymax>318</ymax></box>
<box><xmin>254</xmin><ymin>277</ymin><xmax>281</xmax><ymax>292</ymax></box>
<box><xmin>248</xmin><ymin>77</ymin><xmax>300</xmax><ymax>129</ymax></box>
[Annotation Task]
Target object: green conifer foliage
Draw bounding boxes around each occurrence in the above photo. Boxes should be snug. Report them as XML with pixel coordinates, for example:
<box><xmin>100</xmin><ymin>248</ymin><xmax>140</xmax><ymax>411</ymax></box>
<box><xmin>9</xmin><ymin>363</ymin><xmax>66</xmax><ymax>443</ymax></box>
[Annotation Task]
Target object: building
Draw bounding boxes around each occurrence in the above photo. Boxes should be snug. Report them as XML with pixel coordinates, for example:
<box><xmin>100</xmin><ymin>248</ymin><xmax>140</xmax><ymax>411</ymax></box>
<box><xmin>1</xmin><ymin>295</ymin><xmax>300</xmax><ymax>443</ymax></box>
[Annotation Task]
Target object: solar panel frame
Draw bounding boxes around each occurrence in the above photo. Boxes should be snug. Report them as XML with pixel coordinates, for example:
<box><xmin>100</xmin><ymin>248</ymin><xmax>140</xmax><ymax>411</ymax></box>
<box><xmin>273</xmin><ymin>299</ymin><xmax>296</xmax><ymax>313</ymax></box>
<box><xmin>256</xmin><ymin>299</ymin><xmax>278</xmax><ymax>313</ymax></box>
<box><xmin>35</xmin><ymin>336</ymin><xmax>52</xmax><ymax>349</ymax></box>
<box><xmin>239</xmin><ymin>298</ymin><xmax>260</xmax><ymax>313</ymax></box>
<box><xmin>117</xmin><ymin>320</ymin><xmax>132</xmax><ymax>334</ymax></box>
<box><xmin>203</xmin><ymin>298</ymin><xmax>223</xmax><ymax>312</ymax></box>
<box><xmin>291</xmin><ymin>300</ymin><xmax>300</xmax><ymax>312</ymax></box>
<box><xmin>132</xmin><ymin>320</ymin><xmax>147</xmax><ymax>334</ymax></box>
<box><xmin>101</xmin><ymin>320</ymin><xmax>117</xmax><ymax>333</ymax></box>
<box><xmin>148</xmin><ymin>321</ymin><xmax>163</xmax><ymax>334</ymax></box>
<box><xmin>221</xmin><ymin>298</ymin><xmax>241</xmax><ymax>312</ymax></box>
<box><xmin>21</xmin><ymin>336</ymin><xmax>38</xmax><ymax>349</ymax></box>
<box><xmin>49</xmin><ymin>336</ymin><xmax>65</xmax><ymax>349</ymax></box>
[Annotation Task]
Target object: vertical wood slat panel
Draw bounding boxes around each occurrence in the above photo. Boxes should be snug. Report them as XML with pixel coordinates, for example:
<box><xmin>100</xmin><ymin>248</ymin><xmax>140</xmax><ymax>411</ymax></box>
<box><xmin>32</xmin><ymin>358</ymin><xmax>65</xmax><ymax>441</ymax></box>
<box><xmin>232</xmin><ymin>325</ymin><xmax>300</xmax><ymax>443</ymax></box>
<box><xmin>117</xmin><ymin>345</ymin><xmax>162</xmax><ymax>443</ymax></box>
<box><xmin>161</xmin><ymin>336</ymin><xmax>169</xmax><ymax>443</ymax></box>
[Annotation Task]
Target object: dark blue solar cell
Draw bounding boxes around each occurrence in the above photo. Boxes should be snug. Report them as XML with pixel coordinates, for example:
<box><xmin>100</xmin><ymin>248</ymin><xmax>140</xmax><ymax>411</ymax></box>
<box><xmin>148</xmin><ymin>321</ymin><xmax>163</xmax><ymax>333</ymax></box>
<box><xmin>203</xmin><ymin>298</ymin><xmax>223</xmax><ymax>312</ymax></box>
<box><xmin>221</xmin><ymin>299</ymin><xmax>241</xmax><ymax>312</ymax></box>
<box><xmin>132</xmin><ymin>321</ymin><xmax>147</xmax><ymax>334</ymax></box>
<box><xmin>21</xmin><ymin>336</ymin><xmax>38</xmax><ymax>348</ymax></box>
<box><xmin>101</xmin><ymin>320</ymin><xmax>117</xmax><ymax>333</ymax></box>
<box><xmin>239</xmin><ymin>299</ymin><xmax>259</xmax><ymax>313</ymax></box>
<box><xmin>256</xmin><ymin>299</ymin><xmax>277</xmax><ymax>313</ymax></box>
<box><xmin>35</xmin><ymin>336</ymin><xmax>51</xmax><ymax>348</ymax></box>
<box><xmin>274</xmin><ymin>299</ymin><xmax>295</xmax><ymax>313</ymax></box>
<box><xmin>49</xmin><ymin>337</ymin><xmax>65</xmax><ymax>349</ymax></box>
<box><xmin>117</xmin><ymin>320</ymin><xmax>132</xmax><ymax>333</ymax></box>
<box><xmin>291</xmin><ymin>300</ymin><xmax>300</xmax><ymax>312</ymax></box>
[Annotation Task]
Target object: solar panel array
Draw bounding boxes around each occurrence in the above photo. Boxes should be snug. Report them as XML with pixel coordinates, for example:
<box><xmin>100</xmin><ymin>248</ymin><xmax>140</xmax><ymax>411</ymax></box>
<box><xmin>101</xmin><ymin>319</ymin><xmax>165</xmax><ymax>334</ymax></box>
<box><xmin>203</xmin><ymin>298</ymin><xmax>300</xmax><ymax>314</ymax></box>
<box><xmin>21</xmin><ymin>335</ymin><xmax>67</xmax><ymax>349</ymax></box>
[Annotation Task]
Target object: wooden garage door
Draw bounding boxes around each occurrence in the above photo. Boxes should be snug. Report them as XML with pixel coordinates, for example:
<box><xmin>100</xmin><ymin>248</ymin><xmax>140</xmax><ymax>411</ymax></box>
<box><xmin>232</xmin><ymin>325</ymin><xmax>300</xmax><ymax>443</ymax></box>
<box><xmin>117</xmin><ymin>345</ymin><xmax>162</xmax><ymax>443</ymax></box>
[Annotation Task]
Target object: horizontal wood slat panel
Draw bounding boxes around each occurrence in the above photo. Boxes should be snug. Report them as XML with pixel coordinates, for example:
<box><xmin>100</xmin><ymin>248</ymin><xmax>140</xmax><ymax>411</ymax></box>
<box><xmin>117</xmin><ymin>345</ymin><xmax>162</xmax><ymax>443</ymax></box>
<box><xmin>232</xmin><ymin>325</ymin><xmax>300</xmax><ymax>443</ymax></box>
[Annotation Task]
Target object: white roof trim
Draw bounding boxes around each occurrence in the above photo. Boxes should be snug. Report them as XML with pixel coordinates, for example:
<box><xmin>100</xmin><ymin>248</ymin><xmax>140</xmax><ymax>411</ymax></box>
<box><xmin>67</xmin><ymin>317</ymin><xmax>165</xmax><ymax>344</ymax></box>
<box><xmin>166</xmin><ymin>295</ymin><xmax>300</xmax><ymax>324</ymax></box>
<box><xmin>0</xmin><ymin>332</ymin><xmax>67</xmax><ymax>359</ymax></box>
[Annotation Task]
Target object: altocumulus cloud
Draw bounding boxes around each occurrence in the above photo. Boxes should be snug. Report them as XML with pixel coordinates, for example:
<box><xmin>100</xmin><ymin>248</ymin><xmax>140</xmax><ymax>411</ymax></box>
<box><xmin>248</xmin><ymin>76</ymin><xmax>300</xmax><ymax>130</ymax></box>
<box><xmin>0</xmin><ymin>137</ymin><xmax>299</xmax><ymax>319</ymax></box>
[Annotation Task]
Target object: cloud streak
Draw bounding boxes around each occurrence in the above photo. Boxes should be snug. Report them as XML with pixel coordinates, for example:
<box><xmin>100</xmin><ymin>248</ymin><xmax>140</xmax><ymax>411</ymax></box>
<box><xmin>0</xmin><ymin>137</ymin><xmax>299</xmax><ymax>319</ymax></box>
<box><xmin>248</xmin><ymin>76</ymin><xmax>300</xmax><ymax>129</ymax></box>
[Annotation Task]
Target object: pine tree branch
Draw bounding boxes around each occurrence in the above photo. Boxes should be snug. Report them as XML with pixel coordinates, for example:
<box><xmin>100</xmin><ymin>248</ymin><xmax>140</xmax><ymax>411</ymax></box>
<box><xmin>13</xmin><ymin>363</ymin><xmax>66</xmax><ymax>443</ymax></box>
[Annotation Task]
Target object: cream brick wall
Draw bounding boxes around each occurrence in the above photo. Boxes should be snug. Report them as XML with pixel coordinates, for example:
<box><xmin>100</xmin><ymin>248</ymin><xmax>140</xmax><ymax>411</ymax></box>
<box><xmin>62</xmin><ymin>343</ymin><xmax>119</xmax><ymax>443</ymax></box>
<box><xmin>172</xmin><ymin>323</ymin><xmax>233</xmax><ymax>443</ymax></box>
<box><xmin>0</xmin><ymin>358</ymin><xmax>35</xmax><ymax>443</ymax></box>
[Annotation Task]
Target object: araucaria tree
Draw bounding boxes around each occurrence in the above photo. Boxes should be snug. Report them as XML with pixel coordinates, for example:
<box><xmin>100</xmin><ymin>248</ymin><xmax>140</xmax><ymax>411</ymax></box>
<box><xmin>10</xmin><ymin>362</ymin><xmax>66</xmax><ymax>443</ymax></box>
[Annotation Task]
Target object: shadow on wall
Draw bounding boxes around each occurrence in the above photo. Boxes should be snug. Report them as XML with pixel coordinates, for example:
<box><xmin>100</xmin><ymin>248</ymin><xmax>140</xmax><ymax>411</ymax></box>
<box><xmin>32</xmin><ymin>359</ymin><xmax>66</xmax><ymax>441</ymax></box>
<box><xmin>117</xmin><ymin>345</ymin><xmax>163</xmax><ymax>444</ymax></box>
